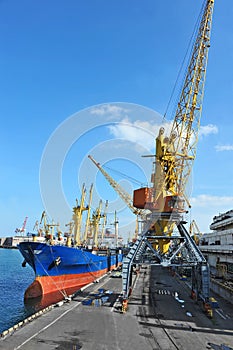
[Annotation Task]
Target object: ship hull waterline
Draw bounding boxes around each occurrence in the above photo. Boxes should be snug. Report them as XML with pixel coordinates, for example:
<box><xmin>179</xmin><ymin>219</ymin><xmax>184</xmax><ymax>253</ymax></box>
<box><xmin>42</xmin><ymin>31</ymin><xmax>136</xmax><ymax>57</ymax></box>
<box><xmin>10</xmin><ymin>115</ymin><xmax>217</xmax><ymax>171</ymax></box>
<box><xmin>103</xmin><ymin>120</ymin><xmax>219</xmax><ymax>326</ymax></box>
<box><xmin>18</xmin><ymin>242</ymin><xmax>123</xmax><ymax>299</ymax></box>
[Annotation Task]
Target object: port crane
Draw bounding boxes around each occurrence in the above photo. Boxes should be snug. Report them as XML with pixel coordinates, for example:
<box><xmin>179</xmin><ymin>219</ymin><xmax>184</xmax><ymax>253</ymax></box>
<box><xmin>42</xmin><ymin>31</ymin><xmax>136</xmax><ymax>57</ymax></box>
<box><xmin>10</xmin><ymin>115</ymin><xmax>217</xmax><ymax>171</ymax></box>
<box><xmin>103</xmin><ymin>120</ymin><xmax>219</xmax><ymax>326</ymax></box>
<box><xmin>88</xmin><ymin>155</ymin><xmax>148</xmax><ymax>219</ymax></box>
<box><xmin>15</xmin><ymin>216</ymin><xmax>28</xmax><ymax>234</ymax></box>
<box><xmin>190</xmin><ymin>219</ymin><xmax>202</xmax><ymax>245</ymax></box>
<box><xmin>121</xmin><ymin>0</ymin><xmax>215</xmax><ymax>309</ymax></box>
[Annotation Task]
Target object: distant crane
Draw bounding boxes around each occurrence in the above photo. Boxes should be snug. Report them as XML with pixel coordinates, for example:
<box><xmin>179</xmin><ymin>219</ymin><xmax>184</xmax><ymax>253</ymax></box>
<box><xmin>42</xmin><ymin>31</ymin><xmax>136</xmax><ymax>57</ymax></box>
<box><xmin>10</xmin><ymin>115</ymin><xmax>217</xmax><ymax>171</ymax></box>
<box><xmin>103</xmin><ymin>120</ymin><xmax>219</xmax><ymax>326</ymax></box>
<box><xmin>15</xmin><ymin>216</ymin><xmax>28</xmax><ymax>235</ymax></box>
<box><xmin>33</xmin><ymin>220</ymin><xmax>43</xmax><ymax>237</ymax></box>
<box><xmin>40</xmin><ymin>210</ymin><xmax>50</xmax><ymax>238</ymax></box>
<box><xmin>189</xmin><ymin>219</ymin><xmax>202</xmax><ymax>245</ymax></box>
<box><xmin>39</xmin><ymin>211</ymin><xmax>60</xmax><ymax>242</ymax></box>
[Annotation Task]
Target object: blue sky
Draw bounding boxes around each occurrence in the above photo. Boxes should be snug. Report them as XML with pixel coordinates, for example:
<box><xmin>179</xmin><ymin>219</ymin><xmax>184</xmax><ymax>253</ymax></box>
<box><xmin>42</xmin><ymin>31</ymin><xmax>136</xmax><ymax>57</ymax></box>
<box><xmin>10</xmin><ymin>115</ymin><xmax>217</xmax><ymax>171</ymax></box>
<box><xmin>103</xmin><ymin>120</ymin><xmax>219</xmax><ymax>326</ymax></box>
<box><xmin>1</xmin><ymin>0</ymin><xmax>233</xmax><ymax>239</ymax></box>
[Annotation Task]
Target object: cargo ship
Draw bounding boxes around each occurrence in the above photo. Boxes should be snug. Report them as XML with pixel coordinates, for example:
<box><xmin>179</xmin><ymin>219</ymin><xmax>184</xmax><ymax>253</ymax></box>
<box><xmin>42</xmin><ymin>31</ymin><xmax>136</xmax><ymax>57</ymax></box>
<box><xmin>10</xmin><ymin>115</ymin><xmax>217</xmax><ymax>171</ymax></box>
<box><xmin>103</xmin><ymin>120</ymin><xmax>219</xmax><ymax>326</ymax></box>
<box><xmin>18</xmin><ymin>241</ymin><xmax>123</xmax><ymax>299</ymax></box>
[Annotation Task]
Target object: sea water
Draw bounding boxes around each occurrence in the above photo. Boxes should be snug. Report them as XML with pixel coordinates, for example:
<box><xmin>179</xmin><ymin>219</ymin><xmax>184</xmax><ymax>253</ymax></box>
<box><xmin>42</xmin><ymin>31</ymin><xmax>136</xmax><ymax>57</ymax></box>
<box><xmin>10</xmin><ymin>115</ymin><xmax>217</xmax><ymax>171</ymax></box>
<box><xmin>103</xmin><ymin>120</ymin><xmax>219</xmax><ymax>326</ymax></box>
<box><xmin>0</xmin><ymin>248</ymin><xmax>34</xmax><ymax>333</ymax></box>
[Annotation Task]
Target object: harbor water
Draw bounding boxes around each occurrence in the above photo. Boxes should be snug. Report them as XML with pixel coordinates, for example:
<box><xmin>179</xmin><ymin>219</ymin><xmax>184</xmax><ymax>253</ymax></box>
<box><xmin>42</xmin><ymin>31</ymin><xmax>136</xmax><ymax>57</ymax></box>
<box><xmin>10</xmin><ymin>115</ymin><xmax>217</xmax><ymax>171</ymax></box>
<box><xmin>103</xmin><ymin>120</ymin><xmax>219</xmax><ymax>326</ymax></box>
<box><xmin>0</xmin><ymin>248</ymin><xmax>35</xmax><ymax>333</ymax></box>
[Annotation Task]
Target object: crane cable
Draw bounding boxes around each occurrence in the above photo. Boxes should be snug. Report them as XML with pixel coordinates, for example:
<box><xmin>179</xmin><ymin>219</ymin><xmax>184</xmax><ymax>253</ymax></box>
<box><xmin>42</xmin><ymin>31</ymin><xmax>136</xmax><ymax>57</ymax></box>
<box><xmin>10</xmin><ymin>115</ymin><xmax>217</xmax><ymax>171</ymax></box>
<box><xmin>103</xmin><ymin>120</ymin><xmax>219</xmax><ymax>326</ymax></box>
<box><xmin>103</xmin><ymin>164</ymin><xmax>147</xmax><ymax>187</ymax></box>
<box><xmin>163</xmin><ymin>0</ymin><xmax>206</xmax><ymax>122</ymax></box>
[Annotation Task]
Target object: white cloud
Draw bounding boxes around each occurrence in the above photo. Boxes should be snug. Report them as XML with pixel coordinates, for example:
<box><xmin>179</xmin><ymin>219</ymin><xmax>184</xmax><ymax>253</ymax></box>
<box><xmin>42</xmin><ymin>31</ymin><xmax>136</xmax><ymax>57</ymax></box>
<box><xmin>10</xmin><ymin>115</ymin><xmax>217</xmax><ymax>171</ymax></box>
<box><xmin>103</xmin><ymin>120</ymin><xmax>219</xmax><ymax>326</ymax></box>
<box><xmin>215</xmin><ymin>144</ymin><xmax>233</xmax><ymax>152</ymax></box>
<box><xmin>90</xmin><ymin>104</ymin><xmax>129</xmax><ymax>118</ymax></box>
<box><xmin>199</xmin><ymin>124</ymin><xmax>218</xmax><ymax>137</ymax></box>
<box><xmin>106</xmin><ymin>114</ymin><xmax>218</xmax><ymax>155</ymax></box>
<box><xmin>191</xmin><ymin>194</ymin><xmax>233</xmax><ymax>208</ymax></box>
<box><xmin>189</xmin><ymin>194</ymin><xmax>233</xmax><ymax>232</ymax></box>
<box><xmin>108</xmin><ymin>117</ymin><xmax>169</xmax><ymax>151</ymax></box>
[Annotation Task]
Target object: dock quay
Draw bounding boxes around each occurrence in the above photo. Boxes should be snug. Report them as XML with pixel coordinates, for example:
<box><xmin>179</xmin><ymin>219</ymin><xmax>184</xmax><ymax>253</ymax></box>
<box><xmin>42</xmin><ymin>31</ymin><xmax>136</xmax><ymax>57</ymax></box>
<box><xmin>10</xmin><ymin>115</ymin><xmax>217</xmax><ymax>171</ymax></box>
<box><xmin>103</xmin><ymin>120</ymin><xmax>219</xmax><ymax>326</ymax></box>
<box><xmin>1</xmin><ymin>266</ymin><xmax>233</xmax><ymax>350</ymax></box>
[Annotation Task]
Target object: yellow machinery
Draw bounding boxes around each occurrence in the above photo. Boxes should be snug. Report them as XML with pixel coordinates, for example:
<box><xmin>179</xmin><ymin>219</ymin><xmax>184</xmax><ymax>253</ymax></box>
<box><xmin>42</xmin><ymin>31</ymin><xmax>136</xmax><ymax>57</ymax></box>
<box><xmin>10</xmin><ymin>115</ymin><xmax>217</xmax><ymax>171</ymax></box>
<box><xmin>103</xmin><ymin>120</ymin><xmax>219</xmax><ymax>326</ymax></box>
<box><xmin>64</xmin><ymin>221</ymin><xmax>74</xmax><ymax>247</ymax></box>
<box><xmin>88</xmin><ymin>0</ymin><xmax>215</xmax><ymax>309</ymax></box>
<box><xmin>83</xmin><ymin>183</ymin><xmax>94</xmax><ymax>244</ymax></box>
<box><xmin>91</xmin><ymin>200</ymin><xmax>104</xmax><ymax>247</ymax></box>
<box><xmin>38</xmin><ymin>210</ymin><xmax>60</xmax><ymax>244</ymax></box>
<box><xmin>88</xmin><ymin>155</ymin><xmax>147</xmax><ymax>219</ymax></box>
<box><xmin>101</xmin><ymin>200</ymin><xmax>108</xmax><ymax>244</ymax></box>
<box><xmin>189</xmin><ymin>219</ymin><xmax>202</xmax><ymax>245</ymax></box>
<box><xmin>133</xmin><ymin>0</ymin><xmax>214</xmax><ymax>255</ymax></box>
<box><xmin>72</xmin><ymin>183</ymin><xmax>88</xmax><ymax>246</ymax></box>
<box><xmin>121</xmin><ymin>0</ymin><xmax>215</xmax><ymax>305</ymax></box>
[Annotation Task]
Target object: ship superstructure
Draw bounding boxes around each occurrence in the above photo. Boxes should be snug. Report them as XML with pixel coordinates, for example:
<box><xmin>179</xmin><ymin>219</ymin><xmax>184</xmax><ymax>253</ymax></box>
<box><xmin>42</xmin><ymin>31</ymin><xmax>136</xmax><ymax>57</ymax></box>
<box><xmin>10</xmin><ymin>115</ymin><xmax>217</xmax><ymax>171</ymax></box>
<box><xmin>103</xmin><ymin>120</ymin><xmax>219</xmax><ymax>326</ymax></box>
<box><xmin>200</xmin><ymin>210</ymin><xmax>233</xmax><ymax>280</ymax></box>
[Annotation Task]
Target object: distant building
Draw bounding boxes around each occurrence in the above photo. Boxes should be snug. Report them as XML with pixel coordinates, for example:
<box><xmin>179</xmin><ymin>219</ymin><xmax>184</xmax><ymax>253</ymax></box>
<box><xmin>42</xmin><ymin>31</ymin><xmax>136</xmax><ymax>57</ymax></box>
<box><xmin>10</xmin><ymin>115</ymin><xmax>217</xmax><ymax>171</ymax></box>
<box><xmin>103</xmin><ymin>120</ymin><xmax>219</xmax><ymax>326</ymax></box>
<box><xmin>200</xmin><ymin>210</ymin><xmax>233</xmax><ymax>279</ymax></box>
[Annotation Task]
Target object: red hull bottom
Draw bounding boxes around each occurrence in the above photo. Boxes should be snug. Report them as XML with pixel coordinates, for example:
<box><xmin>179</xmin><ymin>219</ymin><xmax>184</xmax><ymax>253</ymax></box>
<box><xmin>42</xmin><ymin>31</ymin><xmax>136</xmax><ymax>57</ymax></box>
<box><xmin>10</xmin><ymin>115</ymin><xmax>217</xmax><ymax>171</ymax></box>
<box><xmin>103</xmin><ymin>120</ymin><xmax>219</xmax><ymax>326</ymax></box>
<box><xmin>24</xmin><ymin>265</ymin><xmax>118</xmax><ymax>299</ymax></box>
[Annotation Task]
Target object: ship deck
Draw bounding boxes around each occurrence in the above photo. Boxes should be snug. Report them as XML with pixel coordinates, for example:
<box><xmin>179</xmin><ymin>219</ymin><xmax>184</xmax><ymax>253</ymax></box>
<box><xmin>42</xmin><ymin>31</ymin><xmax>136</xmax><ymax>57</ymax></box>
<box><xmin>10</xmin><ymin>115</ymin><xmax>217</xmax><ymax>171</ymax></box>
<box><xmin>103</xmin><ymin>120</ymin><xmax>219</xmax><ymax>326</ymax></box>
<box><xmin>1</xmin><ymin>266</ymin><xmax>233</xmax><ymax>350</ymax></box>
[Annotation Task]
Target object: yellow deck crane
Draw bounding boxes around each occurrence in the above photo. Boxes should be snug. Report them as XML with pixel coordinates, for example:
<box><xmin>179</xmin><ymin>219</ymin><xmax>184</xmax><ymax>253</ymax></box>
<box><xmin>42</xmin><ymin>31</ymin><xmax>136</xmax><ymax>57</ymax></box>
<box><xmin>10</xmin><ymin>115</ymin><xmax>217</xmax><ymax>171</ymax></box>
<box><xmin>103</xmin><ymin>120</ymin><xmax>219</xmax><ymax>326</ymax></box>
<box><xmin>91</xmin><ymin>199</ymin><xmax>104</xmax><ymax>247</ymax></box>
<box><xmin>122</xmin><ymin>0</ymin><xmax>215</xmax><ymax>311</ymax></box>
<box><xmin>83</xmin><ymin>183</ymin><xmax>94</xmax><ymax>245</ymax></box>
<box><xmin>39</xmin><ymin>211</ymin><xmax>61</xmax><ymax>243</ymax></box>
<box><xmin>47</xmin><ymin>222</ymin><xmax>61</xmax><ymax>242</ymax></box>
<box><xmin>72</xmin><ymin>183</ymin><xmax>88</xmax><ymax>246</ymax></box>
<box><xmin>39</xmin><ymin>211</ymin><xmax>50</xmax><ymax>240</ymax></box>
<box><xmin>64</xmin><ymin>221</ymin><xmax>74</xmax><ymax>247</ymax></box>
<box><xmin>101</xmin><ymin>200</ymin><xmax>108</xmax><ymax>245</ymax></box>
<box><xmin>32</xmin><ymin>220</ymin><xmax>43</xmax><ymax>238</ymax></box>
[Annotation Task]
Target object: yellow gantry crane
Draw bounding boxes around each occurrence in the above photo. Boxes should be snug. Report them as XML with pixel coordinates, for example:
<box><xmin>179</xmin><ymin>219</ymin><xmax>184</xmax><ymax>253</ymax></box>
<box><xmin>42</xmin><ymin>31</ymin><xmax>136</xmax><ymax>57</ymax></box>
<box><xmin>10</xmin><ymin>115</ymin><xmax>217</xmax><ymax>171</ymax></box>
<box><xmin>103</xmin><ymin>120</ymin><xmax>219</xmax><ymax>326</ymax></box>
<box><xmin>133</xmin><ymin>0</ymin><xmax>214</xmax><ymax>254</ymax></box>
<box><xmin>122</xmin><ymin>0</ymin><xmax>215</xmax><ymax>305</ymax></box>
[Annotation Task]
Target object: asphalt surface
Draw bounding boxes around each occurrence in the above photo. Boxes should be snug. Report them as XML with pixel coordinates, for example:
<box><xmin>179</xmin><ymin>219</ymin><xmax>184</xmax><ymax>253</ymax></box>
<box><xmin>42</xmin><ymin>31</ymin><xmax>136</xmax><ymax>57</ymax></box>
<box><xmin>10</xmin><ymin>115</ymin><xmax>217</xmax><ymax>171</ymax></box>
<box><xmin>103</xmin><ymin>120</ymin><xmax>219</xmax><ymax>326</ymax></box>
<box><xmin>1</xmin><ymin>266</ymin><xmax>233</xmax><ymax>350</ymax></box>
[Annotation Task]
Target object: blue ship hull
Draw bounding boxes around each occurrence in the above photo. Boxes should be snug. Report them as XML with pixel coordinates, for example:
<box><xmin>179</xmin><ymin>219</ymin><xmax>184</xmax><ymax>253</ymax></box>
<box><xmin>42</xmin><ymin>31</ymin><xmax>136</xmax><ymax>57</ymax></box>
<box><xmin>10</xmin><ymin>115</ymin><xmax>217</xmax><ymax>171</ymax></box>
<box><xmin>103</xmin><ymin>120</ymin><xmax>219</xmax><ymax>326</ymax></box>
<box><xmin>18</xmin><ymin>242</ymin><xmax>123</xmax><ymax>298</ymax></box>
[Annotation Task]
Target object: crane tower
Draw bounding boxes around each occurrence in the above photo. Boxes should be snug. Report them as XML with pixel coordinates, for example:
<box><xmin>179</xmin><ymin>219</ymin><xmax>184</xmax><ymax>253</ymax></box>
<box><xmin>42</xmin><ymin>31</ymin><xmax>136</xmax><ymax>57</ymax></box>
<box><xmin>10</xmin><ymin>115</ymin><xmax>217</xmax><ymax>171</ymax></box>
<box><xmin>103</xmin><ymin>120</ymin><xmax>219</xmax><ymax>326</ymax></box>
<box><xmin>122</xmin><ymin>0</ymin><xmax>215</xmax><ymax>306</ymax></box>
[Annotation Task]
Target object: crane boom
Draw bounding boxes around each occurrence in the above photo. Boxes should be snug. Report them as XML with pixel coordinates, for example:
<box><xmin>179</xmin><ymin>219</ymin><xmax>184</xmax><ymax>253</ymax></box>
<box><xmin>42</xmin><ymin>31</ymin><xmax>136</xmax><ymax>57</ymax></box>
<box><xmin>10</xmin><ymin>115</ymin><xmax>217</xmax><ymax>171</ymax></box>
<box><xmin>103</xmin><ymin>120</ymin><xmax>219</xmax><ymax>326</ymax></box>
<box><xmin>15</xmin><ymin>216</ymin><xmax>28</xmax><ymax>234</ymax></box>
<box><xmin>88</xmin><ymin>155</ymin><xmax>146</xmax><ymax>217</ymax></box>
<box><xmin>159</xmin><ymin>0</ymin><xmax>214</xmax><ymax>199</ymax></box>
